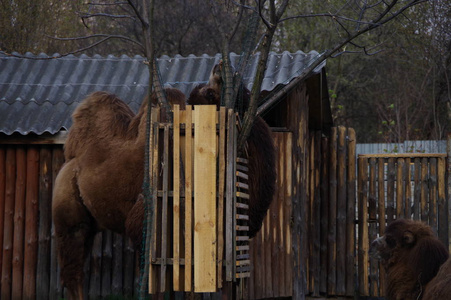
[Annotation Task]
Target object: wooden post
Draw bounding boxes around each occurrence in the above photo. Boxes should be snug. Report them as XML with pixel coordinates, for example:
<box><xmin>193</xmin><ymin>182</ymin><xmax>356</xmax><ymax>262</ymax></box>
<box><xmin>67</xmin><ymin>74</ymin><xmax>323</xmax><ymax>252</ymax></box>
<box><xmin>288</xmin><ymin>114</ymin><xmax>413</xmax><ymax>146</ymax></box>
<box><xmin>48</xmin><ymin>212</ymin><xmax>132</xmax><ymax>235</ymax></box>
<box><xmin>437</xmin><ymin>157</ymin><xmax>447</xmax><ymax>246</ymax></box>
<box><xmin>193</xmin><ymin>105</ymin><xmax>217</xmax><ymax>292</ymax></box>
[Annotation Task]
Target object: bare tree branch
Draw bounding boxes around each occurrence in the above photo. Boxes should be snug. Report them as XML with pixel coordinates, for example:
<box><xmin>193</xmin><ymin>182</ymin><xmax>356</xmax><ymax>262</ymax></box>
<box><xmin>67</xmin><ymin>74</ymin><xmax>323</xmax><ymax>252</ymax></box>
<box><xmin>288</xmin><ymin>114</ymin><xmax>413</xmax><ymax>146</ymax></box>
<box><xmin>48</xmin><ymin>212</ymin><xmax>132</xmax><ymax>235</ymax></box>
<box><xmin>47</xmin><ymin>34</ymin><xmax>144</xmax><ymax>51</ymax></box>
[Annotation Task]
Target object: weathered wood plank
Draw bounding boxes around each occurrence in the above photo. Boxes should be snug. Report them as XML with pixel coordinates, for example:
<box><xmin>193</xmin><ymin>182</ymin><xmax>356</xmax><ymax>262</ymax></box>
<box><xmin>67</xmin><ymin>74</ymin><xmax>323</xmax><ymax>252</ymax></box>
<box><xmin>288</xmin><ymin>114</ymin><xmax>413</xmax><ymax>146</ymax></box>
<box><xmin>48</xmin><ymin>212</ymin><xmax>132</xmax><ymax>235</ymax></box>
<box><xmin>368</xmin><ymin>158</ymin><xmax>378</xmax><ymax>296</ymax></box>
<box><xmin>358</xmin><ymin>157</ymin><xmax>369</xmax><ymax>296</ymax></box>
<box><xmin>193</xmin><ymin>105</ymin><xmax>217</xmax><ymax>292</ymax></box>
<box><xmin>429</xmin><ymin>158</ymin><xmax>438</xmax><ymax>232</ymax></box>
<box><xmin>173</xmin><ymin>105</ymin><xmax>181</xmax><ymax>291</ymax></box>
<box><xmin>101</xmin><ymin>230</ymin><xmax>113</xmax><ymax>297</ymax></box>
<box><xmin>12</xmin><ymin>147</ymin><xmax>26</xmax><ymax>300</ymax></box>
<box><xmin>50</xmin><ymin>147</ymin><xmax>65</xmax><ymax>299</ymax></box>
<box><xmin>320</xmin><ymin>136</ymin><xmax>329</xmax><ymax>295</ymax></box>
<box><xmin>0</xmin><ymin>147</ymin><xmax>5</xmax><ymax>284</ymax></box>
<box><xmin>184</xmin><ymin>105</ymin><xmax>193</xmax><ymax>291</ymax></box>
<box><xmin>225</xmin><ymin>109</ymin><xmax>236</xmax><ymax>283</ymax></box>
<box><xmin>336</xmin><ymin>126</ymin><xmax>346</xmax><ymax>296</ymax></box>
<box><xmin>37</xmin><ymin>146</ymin><xmax>52</xmax><ymax>300</ymax></box>
<box><xmin>346</xmin><ymin>128</ymin><xmax>356</xmax><ymax>296</ymax></box>
<box><xmin>111</xmin><ymin>233</ymin><xmax>123</xmax><ymax>295</ymax></box>
<box><xmin>23</xmin><ymin>146</ymin><xmax>40</xmax><ymax>299</ymax></box>
<box><xmin>437</xmin><ymin>157</ymin><xmax>447</xmax><ymax>246</ymax></box>
<box><xmin>377</xmin><ymin>158</ymin><xmax>386</xmax><ymax>296</ymax></box>
<box><xmin>1</xmin><ymin>147</ymin><xmax>15</xmax><ymax>300</ymax></box>
<box><xmin>413</xmin><ymin>158</ymin><xmax>421</xmax><ymax>220</ymax></box>
<box><xmin>386</xmin><ymin>158</ymin><xmax>395</xmax><ymax>223</ymax></box>
<box><xmin>404</xmin><ymin>158</ymin><xmax>412</xmax><ymax>218</ymax></box>
<box><xmin>328</xmin><ymin>127</ymin><xmax>337</xmax><ymax>295</ymax></box>
<box><xmin>396</xmin><ymin>158</ymin><xmax>405</xmax><ymax>218</ymax></box>
<box><xmin>217</xmin><ymin>107</ymin><xmax>226</xmax><ymax>289</ymax></box>
<box><xmin>284</xmin><ymin>132</ymin><xmax>293</xmax><ymax>297</ymax></box>
<box><xmin>421</xmin><ymin>158</ymin><xmax>429</xmax><ymax>223</ymax></box>
<box><xmin>160</xmin><ymin>124</ymin><xmax>170</xmax><ymax>292</ymax></box>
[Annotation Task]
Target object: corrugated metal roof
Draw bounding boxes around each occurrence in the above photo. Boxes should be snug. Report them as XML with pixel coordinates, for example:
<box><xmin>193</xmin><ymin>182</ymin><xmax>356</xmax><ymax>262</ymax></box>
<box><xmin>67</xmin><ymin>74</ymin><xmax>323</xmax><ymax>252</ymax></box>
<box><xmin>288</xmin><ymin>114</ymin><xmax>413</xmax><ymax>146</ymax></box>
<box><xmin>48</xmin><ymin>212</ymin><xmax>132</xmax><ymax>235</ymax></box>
<box><xmin>0</xmin><ymin>50</ymin><xmax>325</xmax><ymax>135</ymax></box>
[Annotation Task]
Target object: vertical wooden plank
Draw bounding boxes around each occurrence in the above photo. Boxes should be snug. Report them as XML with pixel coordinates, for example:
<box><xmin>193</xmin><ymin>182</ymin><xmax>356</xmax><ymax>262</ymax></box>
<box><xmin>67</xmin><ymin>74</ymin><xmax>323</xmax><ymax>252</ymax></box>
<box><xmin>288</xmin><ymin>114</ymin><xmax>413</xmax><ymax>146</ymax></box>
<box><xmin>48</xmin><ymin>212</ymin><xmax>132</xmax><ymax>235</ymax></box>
<box><xmin>111</xmin><ymin>233</ymin><xmax>123</xmax><ymax>295</ymax></box>
<box><xmin>89</xmin><ymin>232</ymin><xmax>103</xmax><ymax>298</ymax></box>
<box><xmin>225</xmin><ymin>109</ymin><xmax>236</xmax><ymax>282</ymax></box>
<box><xmin>358</xmin><ymin>157</ymin><xmax>369</xmax><ymax>296</ymax></box>
<box><xmin>184</xmin><ymin>105</ymin><xmax>193</xmax><ymax>291</ymax></box>
<box><xmin>0</xmin><ymin>147</ymin><xmax>5</xmax><ymax>286</ymax></box>
<box><xmin>217</xmin><ymin>107</ymin><xmax>226</xmax><ymax>289</ymax></box>
<box><xmin>37</xmin><ymin>146</ymin><xmax>52</xmax><ymax>300</ymax></box>
<box><xmin>1</xmin><ymin>147</ymin><xmax>15</xmax><ymax>300</ymax></box>
<box><xmin>123</xmin><ymin>238</ymin><xmax>135</xmax><ymax>297</ymax></box>
<box><xmin>437</xmin><ymin>157</ymin><xmax>447</xmax><ymax>247</ymax></box>
<box><xmin>273</xmin><ymin>134</ymin><xmax>282</xmax><ymax>298</ymax></box>
<box><xmin>377</xmin><ymin>158</ymin><xmax>386</xmax><ymax>296</ymax></box>
<box><xmin>328</xmin><ymin>127</ymin><xmax>337</xmax><ymax>295</ymax></box>
<box><xmin>173</xmin><ymin>105</ymin><xmax>181</xmax><ymax>291</ymax></box>
<box><xmin>386</xmin><ymin>158</ymin><xmax>395</xmax><ymax>223</ymax></box>
<box><xmin>50</xmin><ymin>147</ymin><xmax>64</xmax><ymax>299</ymax></box>
<box><xmin>336</xmin><ymin>126</ymin><xmax>346</xmax><ymax>296</ymax></box>
<box><xmin>284</xmin><ymin>132</ymin><xmax>293</xmax><ymax>297</ymax></box>
<box><xmin>23</xmin><ymin>146</ymin><xmax>40</xmax><ymax>299</ymax></box>
<box><xmin>429</xmin><ymin>158</ymin><xmax>438</xmax><ymax>232</ymax></box>
<box><xmin>264</xmin><ymin>200</ymin><xmax>272</xmax><ymax>298</ymax></box>
<box><xmin>193</xmin><ymin>105</ymin><xmax>217</xmax><ymax>292</ymax></box>
<box><xmin>396</xmin><ymin>158</ymin><xmax>405</xmax><ymax>218</ymax></box>
<box><xmin>405</xmin><ymin>158</ymin><xmax>412</xmax><ymax>219</ymax></box>
<box><xmin>307</xmin><ymin>134</ymin><xmax>314</xmax><ymax>295</ymax></box>
<box><xmin>12</xmin><ymin>147</ymin><xmax>26</xmax><ymax>300</ymax></box>
<box><xmin>101</xmin><ymin>230</ymin><xmax>113</xmax><ymax>297</ymax></box>
<box><xmin>346</xmin><ymin>128</ymin><xmax>356</xmax><ymax>296</ymax></box>
<box><xmin>421</xmin><ymin>158</ymin><xmax>429</xmax><ymax>223</ymax></box>
<box><xmin>414</xmin><ymin>158</ymin><xmax>421</xmax><ymax>220</ymax></box>
<box><xmin>368</xmin><ymin>158</ymin><xmax>378</xmax><ymax>296</ymax></box>
<box><xmin>160</xmin><ymin>124</ymin><xmax>170</xmax><ymax>293</ymax></box>
<box><xmin>149</xmin><ymin>108</ymin><xmax>160</xmax><ymax>294</ymax></box>
<box><xmin>320</xmin><ymin>136</ymin><xmax>329</xmax><ymax>295</ymax></box>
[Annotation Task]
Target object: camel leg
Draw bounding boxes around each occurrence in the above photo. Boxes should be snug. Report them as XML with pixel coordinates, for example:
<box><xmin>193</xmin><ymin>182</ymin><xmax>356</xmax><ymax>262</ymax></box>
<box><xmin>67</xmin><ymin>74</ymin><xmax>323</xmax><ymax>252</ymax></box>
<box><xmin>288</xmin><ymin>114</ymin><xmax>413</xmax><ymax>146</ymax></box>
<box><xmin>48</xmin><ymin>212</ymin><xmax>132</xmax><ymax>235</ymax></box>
<box><xmin>52</xmin><ymin>162</ymin><xmax>96</xmax><ymax>300</ymax></box>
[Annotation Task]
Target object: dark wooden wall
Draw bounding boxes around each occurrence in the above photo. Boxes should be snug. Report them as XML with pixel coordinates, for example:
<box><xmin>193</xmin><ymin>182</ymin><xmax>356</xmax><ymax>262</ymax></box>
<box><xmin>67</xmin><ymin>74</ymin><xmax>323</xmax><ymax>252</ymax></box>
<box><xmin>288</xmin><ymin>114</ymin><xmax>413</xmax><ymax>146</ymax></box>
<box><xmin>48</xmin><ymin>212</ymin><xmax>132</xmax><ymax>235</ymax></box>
<box><xmin>0</xmin><ymin>144</ymin><xmax>140</xmax><ymax>300</ymax></box>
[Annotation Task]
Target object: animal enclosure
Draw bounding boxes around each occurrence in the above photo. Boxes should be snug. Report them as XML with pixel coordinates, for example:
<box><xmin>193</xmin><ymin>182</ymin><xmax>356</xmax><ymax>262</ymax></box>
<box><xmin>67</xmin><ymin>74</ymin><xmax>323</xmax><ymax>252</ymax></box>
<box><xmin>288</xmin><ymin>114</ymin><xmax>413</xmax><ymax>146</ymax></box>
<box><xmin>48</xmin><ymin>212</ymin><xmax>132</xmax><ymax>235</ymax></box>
<box><xmin>145</xmin><ymin>105</ymin><xmax>251</xmax><ymax>294</ymax></box>
<box><xmin>357</xmin><ymin>153</ymin><xmax>448</xmax><ymax>297</ymax></box>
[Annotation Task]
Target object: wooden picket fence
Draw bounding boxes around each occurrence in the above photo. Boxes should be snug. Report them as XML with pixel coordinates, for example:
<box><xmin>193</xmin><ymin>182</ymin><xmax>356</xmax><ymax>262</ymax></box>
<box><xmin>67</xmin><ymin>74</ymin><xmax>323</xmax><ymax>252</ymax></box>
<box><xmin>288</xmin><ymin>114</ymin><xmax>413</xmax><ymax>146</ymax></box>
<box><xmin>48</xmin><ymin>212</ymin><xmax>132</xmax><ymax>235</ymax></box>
<box><xmin>146</xmin><ymin>105</ymin><xmax>250</xmax><ymax>294</ymax></box>
<box><xmin>357</xmin><ymin>153</ymin><xmax>448</xmax><ymax>297</ymax></box>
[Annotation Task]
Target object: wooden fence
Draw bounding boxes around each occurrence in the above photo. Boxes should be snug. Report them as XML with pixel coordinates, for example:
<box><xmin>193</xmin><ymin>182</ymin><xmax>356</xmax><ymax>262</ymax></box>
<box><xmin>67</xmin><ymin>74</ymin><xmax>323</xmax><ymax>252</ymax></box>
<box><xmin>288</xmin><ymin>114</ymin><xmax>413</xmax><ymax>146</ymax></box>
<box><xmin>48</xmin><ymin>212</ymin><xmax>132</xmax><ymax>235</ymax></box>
<box><xmin>0</xmin><ymin>145</ymin><xmax>140</xmax><ymax>300</ymax></box>
<box><xmin>147</xmin><ymin>105</ymin><xmax>250</xmax><ymax>294</ymax></box>
<box><xmin>357</xmin><ymin>153</ymin><xmax>448</xmax><ymax>297</ymax></box>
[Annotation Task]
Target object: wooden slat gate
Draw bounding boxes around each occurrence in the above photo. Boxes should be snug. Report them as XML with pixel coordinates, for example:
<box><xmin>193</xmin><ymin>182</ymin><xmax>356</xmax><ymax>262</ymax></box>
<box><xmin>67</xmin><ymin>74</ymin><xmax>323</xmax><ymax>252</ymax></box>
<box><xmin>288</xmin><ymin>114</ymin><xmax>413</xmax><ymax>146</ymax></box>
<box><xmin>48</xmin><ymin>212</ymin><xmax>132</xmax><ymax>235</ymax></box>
<box><xmin>357</xmin><ymin>153</ymin><xmax>448</xmax><ymax>297</ymax></box>
<box><xmin>147</xmin><ymin>105</ymin><xmax>250</xmax><ymax>295</ymax></box>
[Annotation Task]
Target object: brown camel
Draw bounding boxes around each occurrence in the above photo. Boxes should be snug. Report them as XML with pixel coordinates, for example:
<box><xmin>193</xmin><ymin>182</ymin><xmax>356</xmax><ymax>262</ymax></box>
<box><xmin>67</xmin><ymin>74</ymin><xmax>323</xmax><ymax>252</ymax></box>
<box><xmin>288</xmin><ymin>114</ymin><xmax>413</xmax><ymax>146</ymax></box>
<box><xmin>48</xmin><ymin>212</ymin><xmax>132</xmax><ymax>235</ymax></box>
<box><xmin>52</xmin><ymin>88</ymin><xmax>185</xmax><ymax>300</ymax></box>
<box><xmin>370</xmin><ymin>219</ymin><xmax>449</xmax><ymax>300</ymax></box>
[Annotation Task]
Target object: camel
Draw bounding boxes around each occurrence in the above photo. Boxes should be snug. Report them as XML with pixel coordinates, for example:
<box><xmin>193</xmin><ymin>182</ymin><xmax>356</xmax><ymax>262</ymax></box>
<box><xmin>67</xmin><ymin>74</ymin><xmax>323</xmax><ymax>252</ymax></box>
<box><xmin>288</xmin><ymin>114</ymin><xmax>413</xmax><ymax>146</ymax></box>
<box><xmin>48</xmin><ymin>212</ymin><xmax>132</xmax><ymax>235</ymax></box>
<box><xmin>369</xmin><ymin>219</ymin><xmax>450</xmax><ymax>300</ymax></box>
<box><xmin>52</xmin><ymin>88</ymin><xmax>185</xmax><ymax>300</ymax></box>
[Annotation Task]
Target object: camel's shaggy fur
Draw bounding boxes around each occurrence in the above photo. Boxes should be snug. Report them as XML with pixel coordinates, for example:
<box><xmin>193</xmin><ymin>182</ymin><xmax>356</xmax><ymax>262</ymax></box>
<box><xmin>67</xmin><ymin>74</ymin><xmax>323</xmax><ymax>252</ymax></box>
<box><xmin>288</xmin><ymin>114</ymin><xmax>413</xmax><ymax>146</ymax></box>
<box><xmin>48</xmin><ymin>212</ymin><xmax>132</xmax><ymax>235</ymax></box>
<box><xmin>186</xmin><ymin>63</ymin><xmax>276</xmax><ymax>238</ymax></box>
<box><xmin>369</xmin><ymin>219</ymin><xmax>449</xmax><ymax>300</ymax></box>
<box><xmin>52</xmin><ymin>88</ymin><xmax>185</xmax><ymax>300</ymax></box>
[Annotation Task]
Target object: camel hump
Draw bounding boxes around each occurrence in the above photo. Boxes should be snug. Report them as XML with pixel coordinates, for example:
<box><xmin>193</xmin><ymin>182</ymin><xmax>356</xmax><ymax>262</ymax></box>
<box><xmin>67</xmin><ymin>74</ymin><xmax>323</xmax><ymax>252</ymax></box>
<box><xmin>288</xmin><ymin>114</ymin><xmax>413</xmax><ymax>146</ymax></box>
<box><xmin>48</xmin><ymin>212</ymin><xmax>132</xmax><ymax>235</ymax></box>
<box><xmin>65</xmin><ymin>92</ymin><xmax>135</xmax><ymax>160</ymax></box>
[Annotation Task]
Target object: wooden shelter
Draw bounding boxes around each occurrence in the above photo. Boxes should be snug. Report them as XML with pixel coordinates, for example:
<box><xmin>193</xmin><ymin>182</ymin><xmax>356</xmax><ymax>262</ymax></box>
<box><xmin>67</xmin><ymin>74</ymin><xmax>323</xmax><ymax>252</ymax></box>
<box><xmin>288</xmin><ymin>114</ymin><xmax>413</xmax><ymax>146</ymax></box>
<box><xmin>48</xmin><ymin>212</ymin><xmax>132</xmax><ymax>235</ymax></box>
<box><xmin>0</xmin><ymin>51</ymin><xmax>365</xmax><ymax>300</ymax></box>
